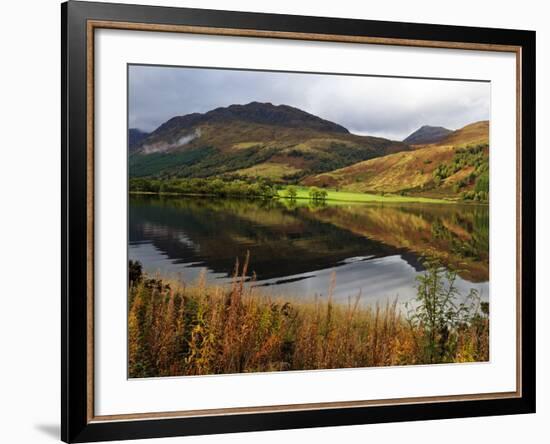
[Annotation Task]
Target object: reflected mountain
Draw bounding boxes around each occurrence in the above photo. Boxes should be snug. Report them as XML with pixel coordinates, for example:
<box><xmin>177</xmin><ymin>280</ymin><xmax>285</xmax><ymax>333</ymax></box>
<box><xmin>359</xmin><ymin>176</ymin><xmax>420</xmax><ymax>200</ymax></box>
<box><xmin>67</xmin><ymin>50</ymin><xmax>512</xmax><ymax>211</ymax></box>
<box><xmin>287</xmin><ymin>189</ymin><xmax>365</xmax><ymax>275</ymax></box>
<box><xmin>305</xmin><ymin>203</ymin><xmax>489</xmax><ymax>282</ymax></box>
<box><xmin>129</xmin><ymin>196</ymin><xmax>407</xmax><ymax>279</ymax></box>
<box><xmin>129</xmin><ymin>196</ymin><xmax>488</xmax><ymax>302</ymax></box>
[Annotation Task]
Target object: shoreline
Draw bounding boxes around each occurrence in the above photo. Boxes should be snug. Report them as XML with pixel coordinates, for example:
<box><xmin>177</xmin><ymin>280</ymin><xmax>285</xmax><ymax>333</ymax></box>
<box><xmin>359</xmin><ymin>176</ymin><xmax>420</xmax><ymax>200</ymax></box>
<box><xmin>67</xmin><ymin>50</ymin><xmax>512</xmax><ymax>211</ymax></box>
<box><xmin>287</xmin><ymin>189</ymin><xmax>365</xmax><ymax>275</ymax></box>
<box><xmin>128</xmin><ymin>190</ymin><xmax>486</xmax><ymax>205</ymax></box>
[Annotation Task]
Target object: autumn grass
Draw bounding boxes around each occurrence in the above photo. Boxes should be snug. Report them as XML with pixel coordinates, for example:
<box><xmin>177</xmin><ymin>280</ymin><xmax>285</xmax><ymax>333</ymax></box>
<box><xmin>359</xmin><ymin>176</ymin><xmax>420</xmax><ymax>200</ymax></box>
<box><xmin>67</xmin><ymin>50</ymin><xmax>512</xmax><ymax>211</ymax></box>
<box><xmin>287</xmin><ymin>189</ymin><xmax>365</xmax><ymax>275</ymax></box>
<box><xmin>128</xmin><ymin>257</ymin><xmax>489</xmax><ymax>378</ymax></box>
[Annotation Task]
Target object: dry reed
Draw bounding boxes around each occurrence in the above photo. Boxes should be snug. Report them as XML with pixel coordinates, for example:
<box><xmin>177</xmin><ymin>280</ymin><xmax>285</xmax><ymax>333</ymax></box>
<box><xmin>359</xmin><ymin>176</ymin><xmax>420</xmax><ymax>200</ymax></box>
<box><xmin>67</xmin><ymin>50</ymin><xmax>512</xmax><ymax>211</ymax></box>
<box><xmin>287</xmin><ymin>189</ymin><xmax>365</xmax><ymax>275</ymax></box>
<box><xmin>128</xmin><ymin>257</ymin><xmax>488</xmax><ymax>378</ymax></box>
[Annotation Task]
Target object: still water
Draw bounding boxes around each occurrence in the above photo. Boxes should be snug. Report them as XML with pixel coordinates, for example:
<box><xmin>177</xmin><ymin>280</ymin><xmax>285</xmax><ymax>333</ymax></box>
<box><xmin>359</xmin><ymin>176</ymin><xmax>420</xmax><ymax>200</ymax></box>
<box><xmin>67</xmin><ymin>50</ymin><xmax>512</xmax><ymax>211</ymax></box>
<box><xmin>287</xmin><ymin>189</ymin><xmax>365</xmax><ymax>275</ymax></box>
<box><xmin>129</xmin><ymin>196</ymin><xmax>489</xmax><ymax>305</ymax></box>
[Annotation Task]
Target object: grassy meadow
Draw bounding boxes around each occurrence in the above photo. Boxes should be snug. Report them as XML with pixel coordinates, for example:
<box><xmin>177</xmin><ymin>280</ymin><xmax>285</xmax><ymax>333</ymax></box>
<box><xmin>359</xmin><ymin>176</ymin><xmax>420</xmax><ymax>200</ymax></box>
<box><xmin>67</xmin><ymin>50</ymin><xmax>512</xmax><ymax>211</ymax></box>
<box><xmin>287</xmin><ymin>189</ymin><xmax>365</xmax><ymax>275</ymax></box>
<box><xmin>275</xmin><ymin>186</ymin><xmax>451</xmax><ymax>204</ymax></box>
<box><xmin>128</xmin><ymin>256</ymin><xmax>489</xmax><ymax>378</ymax></box>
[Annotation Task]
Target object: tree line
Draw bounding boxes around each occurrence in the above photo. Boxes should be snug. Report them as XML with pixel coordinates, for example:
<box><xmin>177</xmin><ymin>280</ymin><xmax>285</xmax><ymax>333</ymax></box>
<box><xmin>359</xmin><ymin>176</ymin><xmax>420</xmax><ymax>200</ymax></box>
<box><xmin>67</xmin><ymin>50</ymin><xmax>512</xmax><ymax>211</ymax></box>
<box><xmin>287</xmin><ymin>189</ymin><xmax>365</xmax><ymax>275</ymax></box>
<box><xmin>129</xmin><ymin>177</ymin><xmax>328</xmax><ymax>202</ymax></box>
<box><xmin>431</xmin><ymin>143</ymin><xmax>489</xmax><ymax>202</ymax></box>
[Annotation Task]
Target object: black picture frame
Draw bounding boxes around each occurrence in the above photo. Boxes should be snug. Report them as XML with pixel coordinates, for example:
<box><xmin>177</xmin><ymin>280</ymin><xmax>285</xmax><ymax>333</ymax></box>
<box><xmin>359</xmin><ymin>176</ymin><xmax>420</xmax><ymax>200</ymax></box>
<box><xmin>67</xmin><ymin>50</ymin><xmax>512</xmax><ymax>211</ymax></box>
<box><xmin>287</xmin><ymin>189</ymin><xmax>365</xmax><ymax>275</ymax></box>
<box><xmin>62</xmin><ymin>1</ymin><xmax>536</xmax><ymax>442</ymax></box>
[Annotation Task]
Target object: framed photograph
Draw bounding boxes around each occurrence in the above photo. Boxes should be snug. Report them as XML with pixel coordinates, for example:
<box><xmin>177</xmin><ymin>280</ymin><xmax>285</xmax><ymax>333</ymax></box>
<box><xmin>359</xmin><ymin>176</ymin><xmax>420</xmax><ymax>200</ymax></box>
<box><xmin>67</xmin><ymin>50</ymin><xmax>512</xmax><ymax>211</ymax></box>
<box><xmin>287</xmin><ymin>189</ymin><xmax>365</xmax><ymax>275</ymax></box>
<box><xmin>61</xmin><ymin>1</ymin><xmax>535</xmax><ymax>442</ymax></box>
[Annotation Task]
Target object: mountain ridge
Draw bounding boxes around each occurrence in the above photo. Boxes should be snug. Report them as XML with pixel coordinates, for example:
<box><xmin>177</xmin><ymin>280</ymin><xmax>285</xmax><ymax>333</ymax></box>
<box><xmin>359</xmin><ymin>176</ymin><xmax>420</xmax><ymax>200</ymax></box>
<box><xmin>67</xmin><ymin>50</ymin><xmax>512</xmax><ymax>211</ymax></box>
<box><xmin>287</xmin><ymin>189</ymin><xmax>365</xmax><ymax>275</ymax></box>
<box><xmin>138</xmin><ymin>102</ymin><xmax>349</xmax><ymax>153</ymax></box>
<box><xmin>129</xmin><ymin>102</ymin><xmax>411</xmax><ymax>179</ymax></box>
<box><xmin>403</xmin><ymin>125</ymin><xmax>452</xmax><ymax>145</ymax></box>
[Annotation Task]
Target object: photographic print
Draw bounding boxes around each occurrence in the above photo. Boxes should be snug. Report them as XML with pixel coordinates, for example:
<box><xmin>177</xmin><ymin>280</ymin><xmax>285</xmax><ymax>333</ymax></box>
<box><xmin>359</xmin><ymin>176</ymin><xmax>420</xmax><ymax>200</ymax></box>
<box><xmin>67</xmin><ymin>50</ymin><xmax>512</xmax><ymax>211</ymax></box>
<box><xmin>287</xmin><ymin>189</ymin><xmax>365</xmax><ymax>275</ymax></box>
<box><xmin>127</xmin><ymin>65</ymin><xmax>490</xmax><ymax>378</ymax></box>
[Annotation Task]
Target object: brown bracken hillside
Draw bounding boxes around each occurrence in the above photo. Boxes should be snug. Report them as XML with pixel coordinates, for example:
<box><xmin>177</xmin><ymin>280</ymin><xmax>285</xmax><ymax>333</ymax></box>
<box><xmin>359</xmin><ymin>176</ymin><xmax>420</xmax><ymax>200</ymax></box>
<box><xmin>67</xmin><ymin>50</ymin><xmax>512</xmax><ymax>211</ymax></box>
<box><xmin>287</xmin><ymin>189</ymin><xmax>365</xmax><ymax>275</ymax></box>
<box><xmin>303</xmin><ymin>121</ymin><xmax>489</xmax><ymax>198</ymax></box>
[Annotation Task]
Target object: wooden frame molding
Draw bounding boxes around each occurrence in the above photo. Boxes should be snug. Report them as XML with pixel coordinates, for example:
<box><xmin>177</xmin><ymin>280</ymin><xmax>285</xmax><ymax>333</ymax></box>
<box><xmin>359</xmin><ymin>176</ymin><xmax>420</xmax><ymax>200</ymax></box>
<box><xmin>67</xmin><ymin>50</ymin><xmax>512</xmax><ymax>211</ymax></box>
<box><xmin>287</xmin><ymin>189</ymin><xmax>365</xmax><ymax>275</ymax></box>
<box><xmin>86</xmin><ymin>19</ymin><xmax>523</xmax><ymax>423</ymax></box>
<box><xmin>88</xmin><ymin>19</ymin><xmax>522</xmax><ymax>52</ymax></box>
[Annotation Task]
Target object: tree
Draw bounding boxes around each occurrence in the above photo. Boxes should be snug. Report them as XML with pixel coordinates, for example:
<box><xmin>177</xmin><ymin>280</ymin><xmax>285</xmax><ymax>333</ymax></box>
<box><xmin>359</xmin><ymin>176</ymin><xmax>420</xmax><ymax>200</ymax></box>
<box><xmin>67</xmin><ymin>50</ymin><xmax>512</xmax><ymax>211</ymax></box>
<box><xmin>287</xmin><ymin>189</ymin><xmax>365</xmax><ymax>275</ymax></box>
<box><xmin>475</xmin><ymin>171</ymin><xmax>489</xmax><ymax>194</ymax></box>
<box><xmin>259</xmin><ymin>183</ymin><xmax>277</xmax><ymax>199</ymax></box>
<box><xmin>210</xmin><ymin>178</ymin><xmax>225</xmax><ymax>196</ymax></box>
<box><xmin>308</xmin><ymin>187</ymin><xmax>321</xmax><ymax>201</ymax></box>
<box><xmin>286</xmin><ymin>186</ymin><xmax>298</xmax><ymax>200</ymax></box>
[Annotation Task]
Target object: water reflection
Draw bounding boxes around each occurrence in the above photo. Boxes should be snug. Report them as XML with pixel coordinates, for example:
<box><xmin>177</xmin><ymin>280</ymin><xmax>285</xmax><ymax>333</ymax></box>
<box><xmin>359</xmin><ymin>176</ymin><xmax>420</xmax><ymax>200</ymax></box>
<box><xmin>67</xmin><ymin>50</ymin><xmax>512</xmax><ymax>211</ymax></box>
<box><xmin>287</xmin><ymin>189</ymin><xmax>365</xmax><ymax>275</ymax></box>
<box><xmin>129</xmin><ymin>196</ymin><xmax>488</xmax><ymax>304</ymax></box>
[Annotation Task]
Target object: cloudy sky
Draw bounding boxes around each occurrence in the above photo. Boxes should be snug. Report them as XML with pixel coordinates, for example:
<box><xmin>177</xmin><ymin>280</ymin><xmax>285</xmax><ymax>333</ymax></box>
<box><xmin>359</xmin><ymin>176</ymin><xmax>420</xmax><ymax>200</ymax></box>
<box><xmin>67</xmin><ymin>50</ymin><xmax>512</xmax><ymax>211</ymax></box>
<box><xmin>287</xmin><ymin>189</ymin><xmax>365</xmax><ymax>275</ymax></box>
<box><xmin>129</xmin><ymin>65</ymin><xmax>490</xmax><ymax>141</ymax></box>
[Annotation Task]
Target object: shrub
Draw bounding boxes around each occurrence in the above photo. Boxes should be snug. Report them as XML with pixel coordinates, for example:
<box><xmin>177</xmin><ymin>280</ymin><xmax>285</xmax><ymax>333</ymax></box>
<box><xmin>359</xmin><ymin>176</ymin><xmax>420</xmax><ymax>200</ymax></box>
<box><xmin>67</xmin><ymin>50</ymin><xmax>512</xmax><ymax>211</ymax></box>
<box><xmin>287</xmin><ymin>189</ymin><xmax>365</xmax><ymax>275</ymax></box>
<box><xmin>405</xmin><ymin>257</ymin><xmax>487</xmax><ymax>363</ymax></box>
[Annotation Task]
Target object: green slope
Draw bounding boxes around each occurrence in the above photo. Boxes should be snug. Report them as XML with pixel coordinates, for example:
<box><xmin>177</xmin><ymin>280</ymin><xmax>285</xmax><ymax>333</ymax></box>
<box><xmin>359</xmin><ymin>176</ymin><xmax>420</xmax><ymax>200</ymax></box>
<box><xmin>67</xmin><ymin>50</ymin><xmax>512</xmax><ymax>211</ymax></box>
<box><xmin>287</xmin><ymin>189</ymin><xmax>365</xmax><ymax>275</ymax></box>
<box><xmin>129</xmin><ymin>102</ymin><xmax>411</xmax><ymax>180</ymax></box>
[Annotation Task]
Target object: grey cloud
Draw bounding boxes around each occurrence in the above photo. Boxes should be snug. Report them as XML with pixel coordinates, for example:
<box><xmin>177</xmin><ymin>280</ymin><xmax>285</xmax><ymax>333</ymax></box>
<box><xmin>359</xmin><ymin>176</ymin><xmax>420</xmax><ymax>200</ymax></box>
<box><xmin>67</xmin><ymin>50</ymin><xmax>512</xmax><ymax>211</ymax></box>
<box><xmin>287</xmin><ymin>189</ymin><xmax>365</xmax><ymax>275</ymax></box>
<box><xmin>129</xmin><ymin>65</ymin><xmax>490</xmax><ymax>141</ymax></box>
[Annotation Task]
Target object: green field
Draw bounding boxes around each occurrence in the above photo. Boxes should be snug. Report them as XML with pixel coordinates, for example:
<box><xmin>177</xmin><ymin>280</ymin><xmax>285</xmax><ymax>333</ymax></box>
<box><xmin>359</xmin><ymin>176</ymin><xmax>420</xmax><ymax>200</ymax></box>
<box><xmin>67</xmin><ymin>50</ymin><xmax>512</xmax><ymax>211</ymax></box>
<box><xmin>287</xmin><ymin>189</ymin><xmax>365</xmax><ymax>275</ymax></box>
<box><xmin>277</xmin><ymin>187</ymin><xmax>452</xmax><ymax>204</ymax></box>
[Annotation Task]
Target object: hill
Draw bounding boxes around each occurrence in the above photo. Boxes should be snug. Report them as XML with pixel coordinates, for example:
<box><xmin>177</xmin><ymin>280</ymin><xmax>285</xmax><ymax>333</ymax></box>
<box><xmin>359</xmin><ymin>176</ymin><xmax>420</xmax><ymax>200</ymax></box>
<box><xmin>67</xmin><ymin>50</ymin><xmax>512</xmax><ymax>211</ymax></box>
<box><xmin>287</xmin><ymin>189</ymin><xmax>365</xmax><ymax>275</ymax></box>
<box><xmin>303</xmin><ymin>121</ymin><xmax>489</xmax><ymax>200</ymax></box>
<box><xmin>128</xmin><ymin>128</ymin><xmax>149</xmax><ymax>152</ymax></box>
<box><xmin>403</xmin><ymin>125</ymin><xmax>452</xmax><ymax>145</ymax></box>
<box><xmin>437</xmin><ymin>120</ymin><xmax>489</xmax><ymax>146</ymax></box>
<box><xmin>129</xmin><ymin>102</ymin><xmax>411</xmax><ymax>180</ymax></box>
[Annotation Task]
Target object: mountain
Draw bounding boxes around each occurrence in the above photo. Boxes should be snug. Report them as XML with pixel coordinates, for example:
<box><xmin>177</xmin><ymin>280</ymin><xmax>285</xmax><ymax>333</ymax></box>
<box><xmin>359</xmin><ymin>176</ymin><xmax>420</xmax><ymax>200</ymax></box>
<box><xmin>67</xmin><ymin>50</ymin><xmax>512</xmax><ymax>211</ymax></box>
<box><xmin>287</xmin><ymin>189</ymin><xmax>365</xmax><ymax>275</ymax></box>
<box><xmin>129</xmin><ymin>102</ymin><xmax>411</xmax><ymax>180</ymax></box>
<box><xmin>303</xmin><ymin>121</ymin><xmax>489</xmax><ymax>199</ymax></box>
<box><xmin>128</xmin><ymin>129</ymin><xmax>149</xmax><ymax>152</ymax></box>
<box><xmin>436</xmin><ymin>120</ymin><xmax>489</xmax><ymax>147</ymax></box>
<box><xmin>403</xmin><ymin>125</ymin><xmax>452</xmax><ymax>145</ymax></box>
